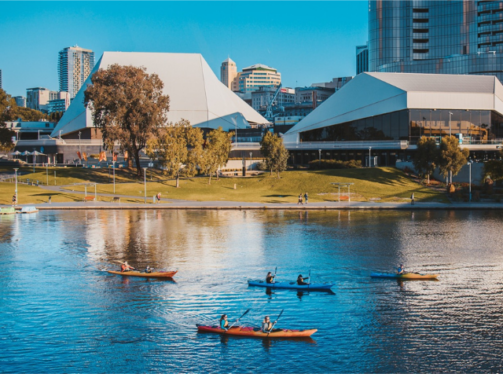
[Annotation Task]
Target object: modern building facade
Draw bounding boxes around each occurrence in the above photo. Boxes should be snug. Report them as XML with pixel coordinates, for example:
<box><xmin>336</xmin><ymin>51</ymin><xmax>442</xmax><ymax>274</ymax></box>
<box><xmin>368</xmin><ymin>0</ymin><xmax>503</xmax><ymax>82</ymax></box>
<box><xmin>26</xmin><ymin>87</ymin><xmax>58</xmax><ymax>112</ymax></box>
<box><xmin>47</xmin><ymin>92</ymin><xmax>71</xmax><ymax>114</ymax></box>
<box><xmin>14</xmin><ymin>96</ymin><xmax>26</xmax><ymax>108</ymax></box>
<box><xmin>220</xmin><ymin>57</ymin><xmax>239</xmax><ymax>91</ymax></box>
<box><xmin>312</xmin><ymin>76</ymin><xmax>354</xmax><ymax>91</ymax></box>
<box><xmin>51</xmin><ymin>52</ymin><xmax>268</xmax><ymax>140</ymax></box>
<box><xmin>356</xmin><ymin>43</ymin><xmax>369</xmax><ymax>74</ymax></box>
<box><xmin>58</xmin><ymin>45</ymin><xmax>95</xmax><ymax>98</ymax></box>
<box><xmin>251</xmin><ymin>86</ymin><xmax>295</xmax><ymax>111</ymax></box>
<box><xmin>283</xmin><ymin>72</ymin><xmax>503</xmax><ymax>166</ymax></box>
<box><xmin>237</xmin><ymin>64</ymin><xmax>281</xmax><ymax>93</ymax></box>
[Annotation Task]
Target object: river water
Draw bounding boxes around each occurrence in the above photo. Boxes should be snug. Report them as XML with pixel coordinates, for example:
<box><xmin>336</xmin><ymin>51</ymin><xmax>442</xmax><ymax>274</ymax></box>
<box><xmin>1</xmin><ymin>210</ymin><xmax>502</xmax><ymax>373</ymax></box>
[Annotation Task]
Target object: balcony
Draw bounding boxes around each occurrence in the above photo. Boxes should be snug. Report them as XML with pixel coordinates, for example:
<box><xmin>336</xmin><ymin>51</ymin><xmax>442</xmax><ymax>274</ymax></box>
<box><xmin>478</xmin><ymin>2</ymin><xmax>503</xmax><ymax>13</ymax></box>
<box><xmin>413</xmin><ymin>22</ymin><xmax>429</xmax><ymax>28</ymax></box>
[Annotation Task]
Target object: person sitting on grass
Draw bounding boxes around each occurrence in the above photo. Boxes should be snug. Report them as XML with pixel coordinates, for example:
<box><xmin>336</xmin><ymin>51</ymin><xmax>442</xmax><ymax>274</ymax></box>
<box><xmin>121</xmin><ymin>261</ymin><xmax>135</xmax><ymax>272</ymax></box>
<box><xmin>297</xmin><ymin>274</ymin><xmax>309</xmax><ymax>285</ymax></box>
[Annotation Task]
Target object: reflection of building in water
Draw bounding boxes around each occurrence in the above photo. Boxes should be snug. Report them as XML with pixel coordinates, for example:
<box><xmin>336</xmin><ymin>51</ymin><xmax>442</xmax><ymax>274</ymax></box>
<box><xmin>83</xmin><ymin>210</ymin><xmax>267</xmax><ymax>268</ymax></box>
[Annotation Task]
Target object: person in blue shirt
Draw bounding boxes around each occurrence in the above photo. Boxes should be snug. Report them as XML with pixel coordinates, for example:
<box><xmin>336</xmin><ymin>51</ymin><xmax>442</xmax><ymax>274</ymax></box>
<box><xmin>397</xmin><ymin>264</ymin><xmax>405</xmax><ymax>275</ymax></box>
<box><xmin>220</xmin><ymin>314</ymin><xmax>229</xmax><ymax>330</ymax></box>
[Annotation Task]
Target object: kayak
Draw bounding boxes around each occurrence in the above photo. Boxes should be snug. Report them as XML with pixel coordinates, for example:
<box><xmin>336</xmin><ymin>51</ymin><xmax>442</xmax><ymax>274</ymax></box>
<box><xmin>248</xmin><ymin>280</ymin><xmax>334</xmax><ymax>291</ymax></box>
<box><xmin>107</xmin><ymin>270</ymin><xmax>177</xmax><ymax>278</ymax></box>
<box><xmin>196</xmin><ymin>325</ymin><xmax>317</xmax><ymax>338</ymax></box>
<box><xmin>371</xmin><ymin>272</ymin><xmax>438</xmax><ymax>280</ymax></box>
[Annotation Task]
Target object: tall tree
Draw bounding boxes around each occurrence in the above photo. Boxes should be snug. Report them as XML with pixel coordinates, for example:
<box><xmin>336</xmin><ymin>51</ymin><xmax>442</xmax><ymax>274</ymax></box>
<box><xmin>260</xmin><ymin>132</ymin><xmax>289</xmax><ymax>178</ymax></box>
<box><xmin>413</xmin><ymin>136</ymin><xmax>439</xmax><ymax>184</ymax></box>
<box><xmin>201</xmin><ymin>127</ymin><xmax>233</xmax><ymax>184</ymax></box>
<box><xmin>438</xmin><ymin>135</ymin><xmax>469</xmax><ymax>183</ymax></box>
<box><xmin>146</xmin><ymin>120</ymin><xmax>204</xmax><ymax>188</ymax></box>
<box><xmin>0</xmin><ymin>89</ymin><xmax>16</xmax><ymax>151</ymax></box>
<box><xmin>84</xmin><ymin>64</ymin><xmax>170</xmax><ymax>178</ymax></box>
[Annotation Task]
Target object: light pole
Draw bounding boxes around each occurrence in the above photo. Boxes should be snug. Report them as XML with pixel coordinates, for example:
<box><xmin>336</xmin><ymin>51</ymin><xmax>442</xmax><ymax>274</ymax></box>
<box><xmin>449</xmin><ymin>111</ymin><xmax>453</xmax><ymax>137</ymax></box>
<box><xmin>368</xmin><ymin>146</ymin><xmax>372</xmax><ymax>167</ymax></box>
<box><xmin>46</xmin><ymin>163</ymin><xmax>48</xmax><ymax>185</ymax></box>
<box><xmin>78</xmin><ymin>131</ymin><xmax>82</xmax><ymax>164</ymax></box>
<box><xmin>467</xmin><ymin>161</ymin><xmax>472</xmax><ymax>202</ymax></box>
<box><xmin>54</xmin><ymin>170</ymin><xmax>57</xmax><ymax>185</ymax></box>
<box><xmin>318</xmin><ymin>149</ymin><xmax>322</xmax><ymax>164</ymax></box>
<box><xmin>33</xmin><ymin>148</ymin><xmax>36</xmax><ymax>173</ymax></box>
<box><xmin>143</xmin><ymin>167</ymin><xmax>147</xmax><ymax>204</ymax></box>
<box><xmin>37</xmin><ymin>130</ymin><xmax>41</xmax><ymax>140</ymax></box>
<box><xmin>13</xmin><ymin>168</ymin><xmax>18</xmax><ymax>205</ymax></box>
<box><xmin>112</xmin><ymin>160</ymin><xmax>116</xmax><ymax>194</ymax></box>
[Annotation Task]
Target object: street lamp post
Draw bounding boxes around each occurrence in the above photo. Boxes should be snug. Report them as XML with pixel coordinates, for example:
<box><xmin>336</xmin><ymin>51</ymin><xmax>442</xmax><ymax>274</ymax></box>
<box><xmin>368</xmin><ymin>146</ymin><xmax>372</xmax><ymax>168</ymax></box>
<box><xmin>143</xmin><ymin>167</ymin><xmax>147</xmax><ymax>204</ymax></box>
<box><xmin>46</xmin><ymin>163</ymin><xmax>48</xmax><ymax>185</ymax></box>
<box><xmin>449</xmin><ymin>111</ymin><xmax>453</xmax><ymax>137</ymax></box>
<box><xmin>112</xmin><ymin>160</ymin><xmax>116</xmax><ymax>194</ymax></box>
<box><xmin>318</xmin><ymin>149</ymin><xmax>322</xmax><ymax>165</ymax></box>
<box><xmin>78</xmin><ymin>131</ymin><xmax>82</xmax><ymax>165</ymax></box>
<box><xmin>54</xmin><ymin>170</ymin><xmax>56</xmax><ymax>186</ymax></box>
<box><xmin>37</xmin><ymin>130</ymin><xmax>41</xmax><ymax>140</ymax></box>
<box><xmin>13</xmin><ymin>168</ymin><xmax>18</xmax><ymax>205</ymax></box>
<box><xmin>468</xmin><ymin>161</ymin><xmax>472</xmax><ymax>202</ymax></box>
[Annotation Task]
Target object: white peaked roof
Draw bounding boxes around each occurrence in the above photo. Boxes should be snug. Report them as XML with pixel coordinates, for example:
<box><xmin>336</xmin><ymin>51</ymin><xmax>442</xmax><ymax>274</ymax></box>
<box><xmin>283</xmin><ymin>72</ymin><xmax>503</xmax><ymax>143</ymax></box>
<box><xmin>51</xmin><ymin>52</ymin><xmax>268</xmax><ymax>137</ymax></box>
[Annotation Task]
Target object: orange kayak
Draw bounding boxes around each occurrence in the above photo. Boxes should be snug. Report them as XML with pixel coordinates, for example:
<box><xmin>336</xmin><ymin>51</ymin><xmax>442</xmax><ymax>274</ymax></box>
<box><xmin>196</xmin><ymin>325</ymin><xmax>317</xmax><ymax>338</ymax></box>
<box><xmin>107</xmin><ymin>270</ymin><xmax>177</xmax><ymax>278</ymax></box>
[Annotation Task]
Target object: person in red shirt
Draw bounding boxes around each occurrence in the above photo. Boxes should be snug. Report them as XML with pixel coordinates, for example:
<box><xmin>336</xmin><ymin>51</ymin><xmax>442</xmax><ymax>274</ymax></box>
<box><xmin>120</xmin><ymin>261</ymin><xmax>135</xmax><ymax>272</ymax></box>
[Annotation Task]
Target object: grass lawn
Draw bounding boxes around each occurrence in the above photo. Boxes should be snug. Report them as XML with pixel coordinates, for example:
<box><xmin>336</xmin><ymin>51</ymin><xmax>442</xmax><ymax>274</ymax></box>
<box><xmin>46</xmin><ymin>167</ymin><xmax>448</xmax><ymax>204</ymax></box>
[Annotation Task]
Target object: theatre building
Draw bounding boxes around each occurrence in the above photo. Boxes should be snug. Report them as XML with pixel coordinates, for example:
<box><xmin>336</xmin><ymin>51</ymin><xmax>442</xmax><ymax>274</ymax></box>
<box><xmin>283</xmin><ymin>72</ymin><xmax>503</xmax><ymax>166</ymax></box>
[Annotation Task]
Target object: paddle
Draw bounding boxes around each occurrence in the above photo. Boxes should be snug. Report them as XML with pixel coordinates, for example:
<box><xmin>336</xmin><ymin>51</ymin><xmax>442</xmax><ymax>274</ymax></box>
<box><xmin>308</xmin><ymin>270</ymin><xmax>311</xmax><ymax>290</ymax></box>
<box><xmin>274</xmin><ymin>266</ymin><xmax>277</xmax><ymax>282</ymax></box>
<box><xmin>227</xmin><ymin>309</ymin><xmax>251</xmax><ymax>331</ymax></box>
<box><xmin>267</xmin><ymin>309</ymin><xmax>284</xmax><ymax>336</ymax></box>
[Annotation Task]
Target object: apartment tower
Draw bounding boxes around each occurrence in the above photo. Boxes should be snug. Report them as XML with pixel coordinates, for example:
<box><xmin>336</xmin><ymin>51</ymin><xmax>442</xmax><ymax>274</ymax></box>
<box><xmin>58</xmin><ymin>45</ymin><xmax>95</xmax><ymax>98</ymax></box>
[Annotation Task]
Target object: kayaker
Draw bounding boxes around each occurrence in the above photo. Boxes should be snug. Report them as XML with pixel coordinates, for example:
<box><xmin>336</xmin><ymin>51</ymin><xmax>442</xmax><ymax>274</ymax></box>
<box><xmin>266</xmin><ymin>272</ymin><xmax>275</xmax><ymax>284</ymax></box>
<box><xmin>261</xmin><ymin>316</ymin><xmax>273</xmax><ymax>333</ymax></box>
<box><xmin>397</xmin><ymin>264</ymin><xmax>405</xmax><ymax>275</ymax></box>
<box><xmin>144</xmin><ymin>266</ymin><xmax>153</xmax><ymax>273</ymax></box>
<box><xmin>220</xmin><ymin>314</ymin><xmax>229</xmax><ymax>330</ymax></box>
<box><xmin>121</xmin><ymin>261</ymin><xmax>135</xmax><ymax>272</ymax></box>
<box><xmin>297</xmin><ymin>274</ymin><xmax>309</xmax><ymax>285</ymax></box>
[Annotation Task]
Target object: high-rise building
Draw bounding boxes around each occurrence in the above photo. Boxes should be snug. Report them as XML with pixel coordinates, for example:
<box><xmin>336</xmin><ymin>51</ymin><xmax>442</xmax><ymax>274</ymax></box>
<box><xmin>58</xmin><ymin>45</ymin><xmax>95</xmax><ymax>98</ymax></box>
<box><xmin>14</xmin><ymin>96</ymin><xmax>26</xmax><ymax>107</ymax></box>
<box><xmin>47</xmin><ymin>92</ymin><xmax>71</xmax><ymax>114</ymax></box>
<box><xmin>312</xmin><ymin>76</ymin><xmax>354</xmax><ymax>91</ymax></box>
<box><xmin>368</xmin><ymin>1</ymin><xmax>503</xmax><ymax>82</ymax></box>
<box><xmin>26</xmin><ymin>87</ymin><xmax>58</xmax><ymax>112</ymax></box>
<box><xmin>220</xmin><ymin>57</ymin><xmax>238</xmax><ymax>90</ymax></box>
<box><xmin>238</xmin><ymin>64</ymin><xmax>281</xmax><ymax>93</ymax></box>
<box><xmin>356</xmin><ymin>43</ymin><xmax>369</xmax><ymax>75</ymax></box>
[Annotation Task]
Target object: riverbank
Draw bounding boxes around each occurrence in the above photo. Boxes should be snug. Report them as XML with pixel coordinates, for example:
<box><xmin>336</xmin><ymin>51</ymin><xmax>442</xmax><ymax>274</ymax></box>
<box><xmin>3</xmin><ymin>200</ymin><xmax>502</xmax><ymax>210</ymax></box>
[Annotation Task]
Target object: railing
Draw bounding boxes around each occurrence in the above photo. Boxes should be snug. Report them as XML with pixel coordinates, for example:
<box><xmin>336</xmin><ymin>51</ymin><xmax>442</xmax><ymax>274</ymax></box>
<box><xmin>284</xmin><ymin>140</ymin><xmax>409</xmax><ymax>150</ymax></box>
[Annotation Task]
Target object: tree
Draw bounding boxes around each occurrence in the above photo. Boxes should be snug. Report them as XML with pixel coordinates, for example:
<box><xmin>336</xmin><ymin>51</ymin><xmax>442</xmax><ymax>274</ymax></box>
<box><xmin>201</xmin><ymin>127</ymin><xmax>233</xmax><ymax>184</ymax></box>
<box><xmin>413</xmin><ymin>136</ymin><xmax>439</xmax><ymax>184</ymax></box>
<box><xmin>146</xmin><ymin>120</ymin><xmax>204</xmax><ymax>188</ymax></box>
<box><xmin>84</xmin><ymin>64</ymin><xmax>170</xmax><ymax>178</ymax></box>
<box><xmin>438</xmin><ymin>135</ymin><xmax>469</xmax><ymax>183</ymax></box>
<box><xmin>260</xmin><ymin>132</ymin><xmax>289</xmax><ymax>178</ymax></box>
<box><xmin>0</xmin><ymin>89</ymin><xmax>16</xmax><ymax>151</ymax></box>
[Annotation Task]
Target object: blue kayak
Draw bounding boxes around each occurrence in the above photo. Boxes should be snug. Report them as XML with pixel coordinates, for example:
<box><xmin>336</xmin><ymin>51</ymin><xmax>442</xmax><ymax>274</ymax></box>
<box><xmin>248</xmin><ymin>280</ymin><xmax>334</xmax><ymax>291</ymax></box>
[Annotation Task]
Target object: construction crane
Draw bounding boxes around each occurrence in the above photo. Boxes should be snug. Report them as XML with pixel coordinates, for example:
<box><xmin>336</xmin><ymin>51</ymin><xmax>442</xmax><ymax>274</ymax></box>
<box><xmin>265</xmin><ymin>84</ymin><xmax>282</xmax><ymax>121</ymax></box>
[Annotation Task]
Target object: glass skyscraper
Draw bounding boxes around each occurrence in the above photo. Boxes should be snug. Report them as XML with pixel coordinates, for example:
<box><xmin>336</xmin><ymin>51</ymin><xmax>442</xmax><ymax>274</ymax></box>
<box><xmin>58</xmin><ymin>45</ymin><xmax>95</xmax><ymax>99</ymax></box>
<box><xmin>369</xmin><ymin>0</ymin><xmax>503</xmax><ymax>82</ymax></box>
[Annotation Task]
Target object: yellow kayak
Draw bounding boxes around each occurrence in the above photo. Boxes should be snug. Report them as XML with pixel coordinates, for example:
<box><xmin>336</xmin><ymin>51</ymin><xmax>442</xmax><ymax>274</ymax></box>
<box><xmin>371</xmin><ymin>272</ymin><xmax>439</xmax><ymax>279</ymax></box>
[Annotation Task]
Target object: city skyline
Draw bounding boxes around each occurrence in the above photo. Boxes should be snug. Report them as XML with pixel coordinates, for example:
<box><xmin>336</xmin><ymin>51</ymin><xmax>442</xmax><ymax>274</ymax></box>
<box><xmin>0</xmin><ymin>1</ymin><xmax>367</xmax><ymax>97</ymax></box>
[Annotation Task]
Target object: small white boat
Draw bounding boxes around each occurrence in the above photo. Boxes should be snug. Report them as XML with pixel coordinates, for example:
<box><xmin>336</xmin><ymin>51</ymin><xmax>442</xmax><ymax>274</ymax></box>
<box><xmin>20</xmin><ymin>206</ymin><xmax>39</xmax><ymax>214</ymax></box>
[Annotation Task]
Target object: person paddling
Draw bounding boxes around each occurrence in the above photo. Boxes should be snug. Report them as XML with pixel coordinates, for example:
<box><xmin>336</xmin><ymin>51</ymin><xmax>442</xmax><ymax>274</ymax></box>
<box><xmin>121</xmin><ymin>261</ymin><xmax>135</xmax><ymax>272</ymax></box>
<box><xmin>266</xmin><ymin>272</ymin><xmax>276</xmax><ymax>284</ymax></box>
<box><xmin>297</xmin><ymin>274</ymin><xmax>309</xmax><ymax>285</ymax></box>
<box><xmin>220</xmin><ymin>314</ymin><xmax>229</xmax><ymax>330</ymax></box>
<box><xmin>397</xmin><ymin>264</ymin><xmax>405</xmax><ymax>275</ymax></box>
<box><xmin>261</xmin><ymin>316</ymin><xmax>273</xmax><ymax>333</ymax></box>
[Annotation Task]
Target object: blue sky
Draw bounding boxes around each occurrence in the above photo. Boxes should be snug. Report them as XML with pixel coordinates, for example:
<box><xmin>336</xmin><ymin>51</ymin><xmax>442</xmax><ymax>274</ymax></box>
<box><xmin>0</xmin><ymin>1</ymin><xmax>368</xmax><ymax>97</ymax></box>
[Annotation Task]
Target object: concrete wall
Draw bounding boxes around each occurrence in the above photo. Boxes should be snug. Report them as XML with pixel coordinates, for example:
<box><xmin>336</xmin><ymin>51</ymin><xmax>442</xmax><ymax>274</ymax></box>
<box><xmin>396</xmin><ymin>161</ymin><xmax>485</xmax><ymax>185</ymax></box>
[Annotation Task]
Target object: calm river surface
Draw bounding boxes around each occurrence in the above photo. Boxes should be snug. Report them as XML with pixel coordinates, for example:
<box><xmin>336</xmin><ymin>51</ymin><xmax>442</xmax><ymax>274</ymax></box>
<box><xmin>1</xmin><ymin>210</ymin><xmax>503</xmax><ymax>373</ymax></box>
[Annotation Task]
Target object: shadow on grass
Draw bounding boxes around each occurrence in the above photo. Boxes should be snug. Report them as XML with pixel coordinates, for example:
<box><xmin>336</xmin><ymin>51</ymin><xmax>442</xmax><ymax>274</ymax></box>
<box><xmin>265</xmin><ymin>194</ymin><xmax>294</xmax><ymax>198</ymax></box>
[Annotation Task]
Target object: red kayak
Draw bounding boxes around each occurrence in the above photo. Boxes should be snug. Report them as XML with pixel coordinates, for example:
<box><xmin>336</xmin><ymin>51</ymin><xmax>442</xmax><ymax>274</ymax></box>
<box><xmin>107</xmin><ymin>270</ymin><xmax>177</xmax><ymax>278</ymax></box>
<box><xmin>196</xmin><ymin>325</ymin><xmax>317</xmax><ymax>338</ymax></box>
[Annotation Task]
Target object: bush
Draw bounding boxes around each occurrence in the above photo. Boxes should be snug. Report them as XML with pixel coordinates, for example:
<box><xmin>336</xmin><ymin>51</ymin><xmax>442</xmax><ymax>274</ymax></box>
<box><xmin>308</xmin><ymin>159</ymin><xmax>362</xmax><ymax>170</ymax></box>
<box><xmin>257</xmin><ymin>161</ymin><xmax>268</xmax><ymax>171</ymax></box>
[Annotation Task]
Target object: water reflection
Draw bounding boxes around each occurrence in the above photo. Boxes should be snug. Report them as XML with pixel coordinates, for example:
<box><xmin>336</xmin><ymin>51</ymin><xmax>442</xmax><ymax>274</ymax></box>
<box><xmin>1</xmin><ymin>210</ymin><xmax>503</xmax><ymax>372</ymax></box>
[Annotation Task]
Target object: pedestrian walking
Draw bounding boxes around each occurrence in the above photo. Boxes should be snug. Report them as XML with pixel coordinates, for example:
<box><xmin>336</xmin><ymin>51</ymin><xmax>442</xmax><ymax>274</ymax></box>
<box><xmin>48</xmin><ymin>196</ymin><xmax>52</xmax><ymax>204</ymax></box>
<box><xmin>12</xmin><ymin>194</ymin><xmax>17</xmax><ymax>206</ymax></box>
<box><xmin>297</xmin><ymin>194</ymin><xmax>303</xmax><ymax>205</ymax></box>
<box><xmin>157</xmin><ymin>192</ymin><xmax>161</xmax><ymax>202</ymax></box>
<box><xmin>304</xmin><ymin>192</ymin><xmax>308</xmax><ymax>204</ymax></box>
<box><xmin>411</xmin><ymin>193</ymin><xmax>415</xmax><ymax>205</ymax></box>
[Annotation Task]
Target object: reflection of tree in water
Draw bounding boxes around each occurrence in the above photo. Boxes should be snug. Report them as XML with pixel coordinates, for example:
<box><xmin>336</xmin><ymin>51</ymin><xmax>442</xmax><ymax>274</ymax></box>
<box><xmin>0</xmin><ymin>215</ymin><xmax>15</xmax><ymax>244</ymax></box>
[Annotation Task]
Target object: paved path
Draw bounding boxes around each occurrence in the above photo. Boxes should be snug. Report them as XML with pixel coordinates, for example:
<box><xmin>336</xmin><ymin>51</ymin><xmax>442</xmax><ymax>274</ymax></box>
<box><xmin>3</xmin><ymin>183</ymin><xmax>502</xmax><ymax>210</ymax></box>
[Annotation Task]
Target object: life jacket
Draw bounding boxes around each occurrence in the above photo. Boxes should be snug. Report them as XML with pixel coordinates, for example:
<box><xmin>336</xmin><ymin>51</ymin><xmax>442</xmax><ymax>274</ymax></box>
<box><xmin>266</xmin><ymin>276</ymin><xmax>274</xmax><ymax>284</ymax></box>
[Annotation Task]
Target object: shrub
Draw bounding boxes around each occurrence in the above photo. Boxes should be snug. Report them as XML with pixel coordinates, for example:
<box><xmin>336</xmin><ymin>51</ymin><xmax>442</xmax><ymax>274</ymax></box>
<box><xmin>308</xmin><ymin>159</ymin><xmax>362</xmax><ymax>170</ymax></box>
